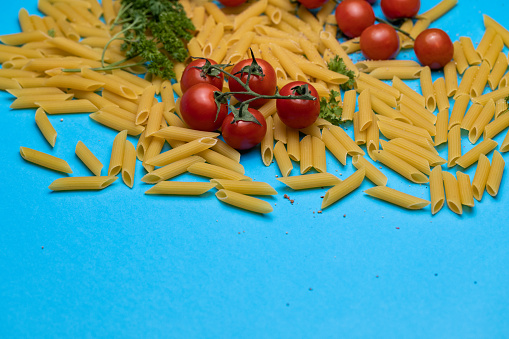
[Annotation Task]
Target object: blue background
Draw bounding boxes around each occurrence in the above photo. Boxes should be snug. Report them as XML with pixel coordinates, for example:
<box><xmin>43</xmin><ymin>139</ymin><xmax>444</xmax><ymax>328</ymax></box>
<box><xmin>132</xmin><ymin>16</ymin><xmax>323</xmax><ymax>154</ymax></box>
<box><xmin>1</xmin><ymin>0</ymin><xmax>508</xmax><ymax>338</ymax></box>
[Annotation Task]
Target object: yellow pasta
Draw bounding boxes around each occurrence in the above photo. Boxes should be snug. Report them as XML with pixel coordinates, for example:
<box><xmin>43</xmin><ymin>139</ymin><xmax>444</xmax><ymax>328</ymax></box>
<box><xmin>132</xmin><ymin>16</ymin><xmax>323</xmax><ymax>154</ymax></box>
<box><xmin>456</xmin><ymin>171</ymin><xmax>475</xmax><ymax>207</ymax></box>
<box><xmin>369</xmin><ymin>66</ymin><xmax>422</xmax><ymax>80</ymax></box>
<box><xmin>36</xmin><ymin>99</ymin><xmax>98</xmax><ymax>114</ymax></box>
<box><xmin>435</xmin><ymin>108</ymin><xmax>449</xmax><ymax>146</ymax></box>
<box><xmin>486</xmin><ymin>150</ymin><xmax>505</xmax><ymax>197</ymax></box>
<box><xmin>488</xmin><ymin>52</ymin><xmax>508</xmax><ymax>90</ymax></box>
<box><xmin>364</xmin><ymin>186</ymin><xmax>430</xmax><ymax>210</ymax></box>
<box><xmin>472</xmin><ymin>154</ymin><xmax>491</xmax><ymax>201</ymax></box>
<box><xmin>89</xmin><ymin>111</ymin><xmax>144</xmax><ymax>135</ymax></box>
<box><xmin>483</xmin><ymin>14</ymin><xmax>509</xmax><ymax>46</ymax></box>
<box><xmin>501</xmin><ymin>128</ymin><xmax>509</xmax><ymax>152</ymax></box>
<box><xmin>107</xmin><ymin>129</ymin><xmax>127</xmax><ymax>176</ymax></box>
<box><xmin>353</xmin><ymin>112</ymin><xmax>367</xmax><ymax>145</ymax></box>
<box><xmin>277</xmin><ymin>173</ymin><xmax>341</xmax><ymax>190</ymax></box>
<box><xmin>429</xmin><ymin>165</ymin><xmax>445</xmax><ymax>214</ymax></box>
<box><xmin>378</xmin><ymin>120</ymin><xmax>435</xmax><ymax>151</ymax></box>
<box><xmin>357</xmin><ymin>88</ymin><xmax>373</xmax><ymax>132</ymax></box>
<box><xmin>484</xmin><ymin>35</ymin><xmax>504</xmax><ymax>69</ymax></box>
<box><xmin>389</xmin><ymin>138</ymin><xmax>445</xmax><ymax>166</ymax></box>
<box><xmin>211</xmin><ymin>179</ymin><xmax>277</xmax><ymax>196</ymax></box>
<box><xmin>448</xmin><ymin>125</ymin><xmax>462</xmax><ymax>167</ymax></box>
<box><xmin>261</xmin><ymin>115</ymin><xmax>274</xmax><ymax>167</ymax></box>
<box><xmin>321</xmin><ymin>168</ymin><xmax>365</xmax><ymax>210</ymax></box>
<box><xmin>203</xmin><ymin>2</ymin><xmax>232</xmax><ymax>30</ymax></box>
<box><xmin>141</xmin><ymin>156</ymin><xmax>205</xmax><ymax>184</ymax></box>
<box><xmin>443</xmin><ymin>61</ymin><xmax>458</xmax><ymax>97</ymax></box>
<box><xmin>373</xmin><ymin>149</ymin><xmax>429</xmax><ymax>184</ymax></box>
<box><xmin>319</xmin><ymin>31</ymin><xmax>358</xmax><ymax>75</ymax></box>
<box><xmin>442</xmin><ymin>171</ymin><xmax>462</xmax><ymax>215</ymax></box>
<box><xmin>311</xmin><ymin>136</ymin><xmax>326</xmax><ymax>173</ymax></box>
<box><xmin>34</xmin><ymin>107</ymin><xmax>57</xmax><ymax>147</ymax></box>
<box><xmin>352</xmin><ymin>155</ymin><xmax>387</xmax><ymax>186</ymax></box>
<box><xmin>470</xmin><ymin>60</ymin><xmax>491</xmax><ymax>97</ymax></box>
<box><xmin>81</xmin><ymin>67</ymin><xmax>137</xmax><ymax>100</ymax></box>
<box><xmin>341</xmin><ymin>89</ymin><xmax>356</xmax><ymax>121</ymax></box>
<box><xmin>146</xmin><ymin>181</ymin><xmax>216</xmax><ymax>196</ymax></box>
<box><xmin>476</xmin><ymin>26</ymin><xmax>497</xmax><ymax>58</ymax></box>
<box><xmin>48</xmin><ymin>176</ymin><xmax>117</xmax><ymax>191</ymax></box>
<box><xmin>433</xmin><ymin>77</ymin><xmax>450</xmax><ymax>112</ymax></box>
<box><xmin>455</xmin><ymin>138</ymin><xmax>498</xmax><ymax>168</ymax></box>
<box><xmin>299</xmin><ymin>134</ymin><xmax>313</xmax><ymax>174</ymax></box>
<box><xmin>453</xmin><ymin>41</ymin><xmax>469</xmax><ymax>74</ymax></box>
<box><xmin>198</xmin><ymin>149</ymin><xmax>245</xmax><ymax>174</ymax></box>
<box><xmin>215</xmin><ymin>189</ymin><xmax>273</xmax><ymax>214</ymax></box>
<box><xmin>392</xmin><ymin>75</ymin><xmax>425</xmax><ymax>106</ymax></box>
<box><xmin>449</xmin><ymin>94</ymin><xmax>470</xmax><ymax>129</ymax></box>
<box><xmin>75</xmin><ymin>140</ymin><xmax>102</xmax><ymax>176</ymax></box>
<box><xmin>20</xmin><ymin>146</ymin><xmax>72</xmax><ymax>173</ymax></box>
<box><xmin>469</xmin><ymin>98</ymin><xmax>495</xmax><ymax>143</ymax></box>
<box><xmin>460</xmin><ymin>103</ymin><xmax>483</xmax><ymax>131</ymax></box>
<box><xmin>321</xmin><ymin>127</ymin><xmax>347</xmax><ymax>165</ymax></box>
<box><xmin>472</xmin><ymin>85</ymin><xmax>509</xmax><ymax>105</ymax></box>
<box><xmin>145</xmin><ymin>137</ymin><xmax>217</xmax><ymax>167</ymax></box>
<box><xmin>372</xmin><ymin>95</ymin><xmax>408</xmax><ymax>122</ymax></box>
<box><xmin>399</xmin><ymin>100</ymin><xmax>437</xmax><ymax>136</ymax></box>
<box><xmin>460</xmin><ymin>36</ymin><xmax>482</xmax><ymax>65</ymax></box>
<box><xmin>409</xmin><ymin>18</ymin><xmax>430</xmax><ymax>39</ymax></box>
<box><xmin>419</xmin><ymin>66</ymin><xmax>436</xmax><ymax>112</ymax></box>
<box><xmin>121</xmin><ymin>140</ymin><xmax>136</xmax><ymax>188</ymax></box>
<box><xmin>286</xmin><ymin>127</ymin><xmax>300</xmax><ymax>161</ymax></box>
<box><xmin>273</xmin><ymin>141</ymin><xmax>293</xmax><ymax>177</ymax></box>
<box><xmin>380</xmin><ymin>140</ymin><xmax>431</xmax><ymax>175</ymax></box>
<box><xmin>187</xmin><ymin>162</ymin><xmax>251</xmax><ymax>181</ymax></box>
<box><xmin>377</xmin><ymin>115</ymin><xmax>433</xmax><ymax>143</ymax></box>
<box><xmin>418</xmin><ymin>0</ymin><xmax>458</xmax><ymax>21</ymax></box>
<box><xmin>355</xmin><ymin>80</ymin><xmax>397</xmax><ymax>108</ymax></box>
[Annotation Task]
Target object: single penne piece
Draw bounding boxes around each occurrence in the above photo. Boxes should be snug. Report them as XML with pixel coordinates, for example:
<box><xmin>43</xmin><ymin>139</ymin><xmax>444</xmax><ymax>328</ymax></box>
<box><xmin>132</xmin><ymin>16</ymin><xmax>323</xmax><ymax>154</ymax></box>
<box><xmin>442</xmin><ymin>171</ymin><xmax>463</xmax><ymax>215</ymax></box>
<box><xmin>499</xmin><ymin>71</ymin><xmax>509</xmax><ymax>88</ymax></box>
<box><xmin>366</xmin><ymin>112</ymin><xmax>380</xmax><ymax>159</ymax></box>
<box><xmin>472</xmin><ymin>154</ymin><xmax>491</xmax><ymax>201</ymax></box>
<box><xmin>215</xmin><ymin>189</ymin><xmax>273</xmax><ymax>214</ymax></box>
<box><xmin>153</xmin><ymin>126</ymin><xmax>219</xmax><ymax>142</ymax></box>
<box><xmin>372</xmin><ymin>149</ymin><xmax>429</xmax><ymax>184</ymax></box>
<box><xmin>297</xmin><ymin>60</ymin><xmax>348</xmax><ymax>85</ymax></box>
<box><xmin>286</xmin><ymin>127</ymin><xmax>300</xmax><ymax>161</ymax></box>
<box><xmin>409</xmin><ymin>18</ymin><xmax>430</xmax><ymax>40</ymax></box>
<box><xmin>211</xmin><ymin>179</ymin><xmax>277</xmax><ymax>196</ymax></box>
<box><xmin>187</xmin><ymin>162</ymin><xmax>251</xmax><ymax>181</ymax></box>
<box><xmin>146</xmin><ymin>181</ymin><xmax>216</xmax><ymax>196</ymax></box>
<box><xmin>483</xmin><ymin>14</ymin><xmax>509</xmax><ymax>46</ymax></box>
<box><xmin>34</xmin><ymin>107</ymin><xmax>57</xmax><ymax>147</ymax></box>
<box><xmin>398</xmin><ymin>102</ymin><xmax>437</xmax><ymax>136</ymax></box>
<box><xmin>265</xmin><ymin>4</ymin><xmax>282</xmax><ymax>24</ymax></box>
<box><xmin>48</xmin><ymin>36</ymin><xmax>102</xmax><ymax>60</ymax></box>
<box><xmin>488</xmin><ymin>52</ymin><xmax>508</xmax><ymax>90</ymax></box>
<box><xmin>261</xmin><ymin>115</ymin><xmax>274</xmax><ymax>167</ymax></box>
<box><xmin>0</xmin><ymin>30</ymin><xmax>49</xmax><ymax>45</ymax></box>
<box><xmin>435</xmin><ymin>108</ymin><xmax>449</xmax><ymax>146</ymax></box>
<box><xmin>70</xmin><ymin>89</ymin><xmax>117</xmax><ymax>110</ymax></box>
<box><xmin>357</xmin><ymin>88</ymin><xmax>373</xmax><ymax>132</ymax></box>
<box><xmin>101</xmin><ymin>90</ymin><xmax>138</xmax><ymax>112</ymax></box>
<box><xmin>312</xmin><ymin>136</ymin><xmax>326</xmax><ymax>173</ymax></box>
<box><xmin>269</xmin><ymin>43</ymin><xmax>307</xmax><ymax>82</ymax></box>
<box><xmin>0</xmin><ymin>77</ymin><xmax>21</xmax><ymax>90</ymax></box>
<box><xmin>364</xmin><ymin>186</ymin><xmax>430</xmax><ymax>210</ymax></box>
<box><xmin>111</xmin><ymin>69</ymin><xmax>152</xmax><ymax>90</ymax></box>
<box><xmin>389</xmin><ymin>138</ymin><xmax>446</xmax><ymax>166</ymax></box>
<box><xmin>456</xmin><ymin>171</ymin><xmax>475</xmax><ymax>207</ymax></box>
<box><xmin>20</xmin><ymin>146</ymin><xmax>72</xmax><ymax>173</ymax></box>
<box><xmin>369</xmin><ymin>66</ymin><xmax>422</xmax><ymax>80</ymax></box>
<box><xmin>469</xmin><ymin>98</ymin><xmax>495</xmax><ymax>144</ymax></box>
<box><xmin>144</xmin><ymin>102</ymin><xmax>164</xmax><ymax>137</ymax></box>
<box><xmin>484</xmin><ymin>111</ymin><xmax>509</xmax><ymax>140</ymax></box>
<box><xmin>377</xmin><ymin>120</ymin><xmax>435</xmax><ymax>152</ymax></box>
<box><xmin>278</xmin><ymin>172</ymin><xmax>342</xmax><ymax>190</ymax></box>
<box><xmin>89</xmin><ymin>111</ymin><xmax>144</xmax><ymax>136</ymax></box>
<box><xmin>209</xmin><ymin>139</ymin><xmax>241</xmax><ymax>164</ymax></box>
<box><xmin>470</xmin><ymin>61</ymin><xmax>491</xmax><ymax>97</ymax></box>
<box><xmin>342</xmin><ymin>89</ymin><xmax>357</xmax><ymax>121</ymax></box>
<box><xmin>321</xmin><ymin>168</ymin><xmax>365</xmax><ymax>210</ymax></box>
<box><xmin>453</xmin><ymin>41</ymin><xmax>469</xmax><ymax>74</ymax></box>
<box><xmin>443</xmin><ymin>61</ymin><xmax>458</xmax><ymax>97</ymax></box>
<box><xmin>434</xmin><ymin>77</ymin><xmax>450</xmax><ymax>112</ymax></box>
<box><xmin>356</xmin><ymin>80</ymin><xmax>397</xmax><ymax>108</ymax></box>
<box><xmin>417</xmin><ymin>0</ymin><xmax>457</xmax><ymax>22</ymax></box>
<box><xmin>472</xmin><ymin>85</ymin><xmax>509</xmax><ymax>105</ymax></box>
<box><xmin>358</xmin><ymin>72</ymin><xmax>400</xmax><ymax>99</ymax></box>
<box><xmin>399</xmin><ymin>94</ymin><xmax>437</xmax><ymax>124</ymax></box>
<box><xmin>75</xmin><ymin>140</ymin><xmax>102</xmax><ymax>176</ymax></box>
<box><xmin>273</xmin><ymin>114</ymin><xmax>287</xmax><ymax>144</ymax></box>
<box><xmin>484</xmin><ymin>35</ymin><xmax>504</xmax><ymax>69</ymax></box>
<box><xmin>476</xmin><ymin>26</ymin><xmax>497</xmax><ymax>58</ymax></box>
<box><xmin>419</xmin><ymin>66</ymin><xmax>436</xmax><ymax>112</ymax></box>
<box><xmin>486</xmin><ymin>150</ymin><xmax>505</xmax><ymax>197</ymax></box>
<box><xmin>392</xmin><ymin>75</ymin><xmax>425</xmax><ymax>106</ymax></box>
<box><xmin>81</xmin><ymin>67</ymin><xmax>137</xmax><ymax>100</ymax></box>
<box><xmin>146</xmin><ymin>137</ymin><xmax>217</xmax><ymax>167</ymax></box>
<box><xmin>460</xmin><ymin>103</ymin><xmax>484</xmax><ymax>131</ymax></box>
<box><xmin>48</xmin><ymin>176</ymin><xmax>117</xmax><ymax>191</ymax></box>
<box><xmin>135</xmin><ymin>85</ymin><xmax>156</xmax><ymax>125</ymax></box>
<box><xmin>455</xmin><ymin>138</ymin><xmax>498</xmax><ymax>168</ymax></box>
<box><xmin>495</xmin><ymin>98</ymin><xmax>508</xmax><ymax>118</ymax></box>
<box><xmin>352</xmin><ymin>155</ymin><xmax>387</xmax><ymax>186</ymax></box>
<box><xmin>356</xmin><ymin>60</ymin><xmax>420</xmax><ymax>73</ymax></box>
<box><xmin>36</xmin><ymin>99</ymin><xmax>98</xmax><ymax>114</ymax></box>
<box><xmin>99</xmin><ymin>106</ymin><xmax>136</xmax><ymax>122</ymax></box>
<box><xmin>121</xmin><ymin>140</ymin><xmax>136</xmax><ymax>188</ymax></box>
<box><xmin>321</xmin><ymin>128</ymin><xmax>347</xmax><ymax>165</ymax></box>
<box><xmin>448</xmin><ymin>95</ymin><xmax>470</xmax><ymax>129</ymax></box>
<box><xmin>455</xmin><ymin>65</ymin><xmax>479</xmax><ymax>99</ymax></box>
<box><xmin>299</xmin><ymin>135</ymin><xmax>313</xmax><ymax>174</ymax></box>
<box><xmin>233</xmin><ymin>0</ymin><xmax>267</xmax><ymax>30</ymax></box>
<box><xmin>429</xmin><ymin>165</ymin><xmax>445</xmax><ymax>214</ymax></box>
<box><xmin>372</xmin><ymin>96</ymin><xmax>409</xmax><ymax>122</ymax></box>
<box><xmin>10</xmin><ymin>93</ymin><xmax>73</xmax><ymax>109</ymax></box>
<box><xmin>447</xmin><ymin>125</ymin><xmax>462</xmax><ymax>167</ymax></box>
<box><xmin>141</xmin><ymin>156</ymin><xmax>205</xmax><ymax>184</ymax></box>
<box><xmin>107</xmin><ymin>129</ymin><xmax>127</xmax><ymax>176</ymax></box>
<box><xmin>326</xmin><ymin>125</ymin><xmax>365</xmax><ymax>156</ymax></box>
<box><xmin>273</xmin><ymin>141</ymin><xmax>293</xmax><ymax>177</ymax></box>
<box><xmin>353</xmin><ymin>112</ymin><xmax>367</xmax><ymax>145</ymax></box>
<box><xmin>460</xmin><ymin>36</ymin><xmax>482</xmax><ymax>65</ymax></box>
<box><xmin>139</xmin><ymin>136</ymin><xmax>163</xmax><ymax>173</ymax></box>
<box><xmin>380</xmin><ymin>140</ymin><xmax>431</xmax><ymax>175</ymax></box>
<box><xmin>340</xmin><ymin>37</ymin><xmax>361</xmax><ymax>54</ymax></box>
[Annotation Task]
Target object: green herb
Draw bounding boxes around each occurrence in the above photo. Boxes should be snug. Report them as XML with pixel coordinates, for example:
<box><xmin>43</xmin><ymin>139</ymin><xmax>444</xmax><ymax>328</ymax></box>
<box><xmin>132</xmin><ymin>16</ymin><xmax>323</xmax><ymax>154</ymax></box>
<box><xmin>327</xmin><ymin>55</ymin><xmax>355</xmax><ymax>90</ymax></box>
<box><xmin>319</xmin><ymin>90</ymin><xmax>343</xmax><ymax>125</ymax></box>
<box><xmin>108</xmin><ymin>0</ymin><xmax>195</xmax><ymax>80</ymax></box>
<box><xmin>47</xmin><ymin>28</ymin><xmax>55</xmax><ymax>37</ymax></box>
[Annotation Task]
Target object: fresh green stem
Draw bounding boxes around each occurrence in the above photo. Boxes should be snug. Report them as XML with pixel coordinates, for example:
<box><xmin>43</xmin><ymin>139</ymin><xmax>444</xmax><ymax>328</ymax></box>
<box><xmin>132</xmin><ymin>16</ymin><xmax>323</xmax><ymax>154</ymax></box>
<box><xmin>61</xmin><ymin>61</ymin><xmax>145</xmax><ymax>73</ymax></box>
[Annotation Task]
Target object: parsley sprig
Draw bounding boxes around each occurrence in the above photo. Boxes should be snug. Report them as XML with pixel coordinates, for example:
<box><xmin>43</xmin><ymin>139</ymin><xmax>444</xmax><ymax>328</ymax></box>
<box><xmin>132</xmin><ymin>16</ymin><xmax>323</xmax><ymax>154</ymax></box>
<box><xmin>319</xmin><ymin>90</ymin><xmax>343</xmax><ymax>125</ymax></box>
<box><xmin>327</xmin><ymin>56</ymin><xmax>355</xmax><ymax>90</ymax></box>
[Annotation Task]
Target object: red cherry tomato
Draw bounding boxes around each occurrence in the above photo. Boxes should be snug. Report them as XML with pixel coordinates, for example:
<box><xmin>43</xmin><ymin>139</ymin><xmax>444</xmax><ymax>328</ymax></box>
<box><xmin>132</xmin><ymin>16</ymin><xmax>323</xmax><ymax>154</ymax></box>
<box><xmin>381</xmin><ymin>0</ymin><xmax>420</xmax><ymax>21</ymax></box>
<box><xmin>335</xmin><ymin>0</ymin><xmax>375</xmax><ymax>38</ymax></box>
<box><xmin>360</xmin><ymin>23</ymin><xmax>400</xmax><ymax>60</ymax></box>
<box><xmin>276</xmin><ymin>81</ymin><xmax>320</xmax><ymax>129</ymax></box>
<box><xmin>221</xmin><ymin>108</ymin><xmax>267</xmax><ymax>150</ymax></box>
<box><xmin>228</xmin><ymin>57</ymin><xmax>277</xmax><ymax>108</ymax></box>
<box><xmin>298</xmin><ymin>0</ymin><xmax>329</xmax><ymax>9</ymax></box>
<box><xmin>217</xmin><ymin>0</ymin><xmax>247</xmax><ymax>6</ymax></box>
<box><xmin>179</xmin><ymin>83</ymin><xmax>228</xmax><ymax>132</ymax></box>
<box><xmin>414</xmin><ymin>28</ymin><xmax>454</xmax><ymax>70</ymax></box>
<box><xmin>180</xmin><ymin>58</ymin><xmax>224</xmax><ymax>94</ymax></box>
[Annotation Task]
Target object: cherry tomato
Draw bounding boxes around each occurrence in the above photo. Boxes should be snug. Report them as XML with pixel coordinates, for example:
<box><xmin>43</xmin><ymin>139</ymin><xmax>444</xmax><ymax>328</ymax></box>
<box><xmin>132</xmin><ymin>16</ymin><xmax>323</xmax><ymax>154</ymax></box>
<box><xmin>335</xmin><ymin>0</ymin><xmax>375</xmax><ymax>38</ymax></box>
<box><xmin>228</xmin><ymin>57</ymin><xmax>277</xmax><ymax>108</ymax></box>
<box><xmin>414</xmin><ymin>28</ymin><xmax>454</xmax><ymax>70</ymax></box>
<box><xmin>217</xmin><ymin>0</ymin><xmax>247</xmax><ymax>6</ymax></box>
<box><xmin>360</xmin><ymin>23</ymin><xmax>400</xmax><ymax>60</ymax></box>
<box><xmin>276</xmin><ymin>81</ymin><xmax>320</xmax><ymax>129</ymax></box>
<box><xmin>298</xmin><ymin>0</ymin><xmax>329</xmax><ymax>9</ymax></box>
<box><xmin>381</xmin><ymin>0</ymin><xmax>420</xmax><ymax>21</ymax></box>
<box><xmin>179</xmin><ymin>83</ymin><xmax>228</xmax><ymax>132</ymax></box>
<box><xmin>221</xmin><ymin>108</ymin><xmax>267</xmax><ymax>150</ymax></box>
<box><xmin>180</xmin><ymin>58</ymin><xmax>224</xmax><ymax>94</ymax></box>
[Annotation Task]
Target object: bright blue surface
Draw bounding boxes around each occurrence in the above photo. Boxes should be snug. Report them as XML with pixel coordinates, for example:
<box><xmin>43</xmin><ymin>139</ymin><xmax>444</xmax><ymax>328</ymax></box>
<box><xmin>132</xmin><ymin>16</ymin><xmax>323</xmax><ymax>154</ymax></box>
<box><xmin>1</xmin><ymin>1</ymin><xmax>508</xmax><ymax>338</ymax></box>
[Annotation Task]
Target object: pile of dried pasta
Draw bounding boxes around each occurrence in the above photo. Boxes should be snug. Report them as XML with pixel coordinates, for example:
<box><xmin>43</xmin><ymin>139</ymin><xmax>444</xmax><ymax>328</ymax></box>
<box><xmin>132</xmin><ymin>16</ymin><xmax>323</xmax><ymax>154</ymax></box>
<box><xmin>3</xmin><ymin>0</ymin><xmax>509</xmax><ymax>215</ymax></box>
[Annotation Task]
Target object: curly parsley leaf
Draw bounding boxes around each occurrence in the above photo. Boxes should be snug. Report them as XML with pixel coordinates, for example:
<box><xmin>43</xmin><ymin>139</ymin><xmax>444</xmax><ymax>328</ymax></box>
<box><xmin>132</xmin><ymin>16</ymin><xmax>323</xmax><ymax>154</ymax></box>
<box><xmin>319</xmin><ymin>90</ymin><xmax>343</xmax><ymax>126</ymax></box>
<box><xmin>327</xmin><ymin>56</ymin><xmax>355</xmax><ymax>90</ymax></box>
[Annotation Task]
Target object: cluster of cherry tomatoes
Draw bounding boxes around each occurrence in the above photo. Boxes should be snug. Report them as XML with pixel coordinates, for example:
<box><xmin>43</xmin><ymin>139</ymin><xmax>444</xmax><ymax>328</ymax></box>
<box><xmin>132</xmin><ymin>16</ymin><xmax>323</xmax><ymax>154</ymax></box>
<box><xmin>179</xmin><ymin>57</ymin><xmax>320</xmax><ymax>150</ymax></box>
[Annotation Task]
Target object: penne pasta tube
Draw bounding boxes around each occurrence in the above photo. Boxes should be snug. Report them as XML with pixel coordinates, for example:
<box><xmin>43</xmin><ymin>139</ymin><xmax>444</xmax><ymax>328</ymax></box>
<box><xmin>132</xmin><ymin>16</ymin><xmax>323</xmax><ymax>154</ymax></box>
<box><xmin>215</xmin><ymin>189</ymin><xmax>273</xmax><ymax>214</ymax></box>
<box><xmin>470</xmin><ymin>61</ymin><xmax>491</xmax><ymax>97</ymax></box>
<box><xmin>10</xmin><ymin>93</ymin><xmax>73</xmax><ymax>109</ymax></box>
<box><xmin>146</xmin><ymin>181</ymin><xmax>216</xmax><ymax>196</ymax></box>
<box><xmin>433</xmin><ymin>77</ymin><xmax>450</xmax><ymax>112</ymax></box>
<box><xmin>486</xmin><ymin>150</ymin><xmax>505</xmax><ymax>197</ymax></box>
<box><xmin>146</xmin><ymin>137</ymin><xmax>217</xmax><ymax>167</ymax></box>
<box><xmin>277</xmin><ymin>173</ymin><xmax>341</xmax><ymax>190</ymax></box>
<box><xmin>321</xmin><ymin>168</ymin><xmax>365</xmax><ymax>209</ymax></box>
<box><xmin>417</xmin><ymin>0</ymin><xmax>457</xmax><ymax>22</ymax></box>
<box><xmin>312</xmin><ymin>136</ymin><xmax>326</xmax><ymax>173</ymax></box>
<box><xmin>356</xmin><ymin>60</ymin><xmax>420</xmax><ymax>73</ymax></box>
<box><xmin>454</xmin><ymin>40</ymin><xmax>469</xmax><ymax>73</ymax></box>
<box><xmin>457</xmin><ymin>171</ymin><xmax>475</xmax><ymax>207</ymax></box>
<box><xmin>153</xmin><ymin>126</ymin><xmax>219</xmax><ymax>142</ymax></box>
<box><xmin>448</xmin><ymin>95</ymin><xmax>470</xmax><ymax>129</ymax></box>
<box><xmin>392</xmin><ymin>75</ymin><xmax>425</xmax><ymax>106</ymax></box>
<box><xmin>35</xmin><ymin>99</ymin><xmax>98</xmax><ymax>114</ymax></box>
<box><xmin>484</xmin><ymin>35</ymin><xmax>504</xmax><ymax>69</ymax></box>
<box><xmin>472</xmin><ymin>154</ymin><xmax>491</xmax><ymax>201</ymax></box>
<box><xmin>341</xmin><ymin>89</ymin><xmax>356</xmax><ymax>121</ymax></box>
<box><xmin>380</xmin><ymin>140</ymin><xmax>431</xmax><ymax>175</ymax></box>
<box><xmin>460</xmin><ymin>36</ymin><xmax>482</xmax><ymax>65</ymax></box>
<box><xmin>141</xmin><ymin>156</ymin><xmax>205</xmax><ymax>184</ymax></box>
<box><xmin>501</xmin><ymin>128</ymin><xmax>509</xmax><ymax>152</ymax></box>
<box><xmin>471</xmin><ymin>85</ymin><xmax>509</xmax><ymax>106</ymax></box>
<box><xmin>273</xmin><ymin>141</ymin><xmax>293</xmax><ymax>177</ymax></box>
<box><xmin>429</xmin><ymin>166</ymin><xmax>445</xmax><ymax>214</ymax></box>
<box><xmin>476</xmin><ymin>27</ymin><xmax>497</xmax><ymax>58</ymax></box>
<box><xmin>353</xmin><ymin>112</ymin><xmax>367</xmax><ymax>145</ymax></box>
<box><xmin>211</xmin><ymin>179</ymin><xmax>277</xmax><ymax>195</ymax></box>
<box><xmin>352</xmin><ymin>155</ymin><xmax>387</xmax><ymax>186</ymax></box>
<box><xmin>107</xmin><ymin>129</ymin><xmax>127</xmax><ymax>176</ymax></box>
<box><xmin>299</xmin><ymin>135</ymin><xmax>313</xmax><ymax>174</ymax></box>
<box><xmin>488</xmin><ymin>52</ymin><xmax>508</xmax><ymax>90</ymax></box>
<box><xmin>455</xmin><ymin>65</ymin><xmax>479</xmax><ymax>100</ymax></box>
<box><xmin>272</xmin><ymin>114</ymin><xmax>286</xmax><ymax>144</ymax></box>
<box><xmin>369</xmin><ymin>66</ymin><xmax>422</xmax><ymax>80</ymax></box>
<box><xmin>469</xmin><ymin>98</ymin><xmax>495</xmax><ymax>144</ymax></box>
<box><xmin>419</xmin><ymin>66</ymin><xmax>436</xmax><ymax>112</ymax></box>
<box><xmin>442</xmin><ymin>171</ymin><xmax>462</xmax><ymax>215</ymax></box>
<box><xmin>286</xmin><ymin>127</ymin><xmax>300</xmax><ymax>161</ymax></box>
<box><xmin>447</xmin><ymin>125</ymin><xmax>462</xmax><ymax>167</ymax></box>
<box><xmin>389</xmin><ymin>138</ymin><xmax>446</xmax><ymax>166</ymax></box>
<box><xmin>357</xmin><ymin>88</ymin><xmax>373</xmax><ymax>132</ymax></box>
<box><xmin>377</xmin><ymin>120</ymin><xmax>435</xmax><ymax>152</ymax></box>
<box><xmin>455</xmin><ymin>138</ymin><xmax>498</xmax><ymax>168</ymax></box>
<box><xmin>443</xmin><ymin>61</ymin><xmax>458</xmax><ymax>97</ymax></box>
<box><xmin>89</xmin><ymin>111</ymin><xmax>144</xmax><ymax>136</ymax></box>
<box><xmin>121</xmin><ymin>140</ymin><xmax>136</xmax><ymax>188</ymax></box>
<box><xmin>48</xmin><ymin>176</ymin><xmax>117</xmax><ymax>191</ymax></box>
<box><xmin>373</xmin><ymin>150</ymin><xmax>429</xmax><ymax>183</ymax></box>
<box><xmin>187</xmin><ymin>162</ymin><xmax>251</xmax><ymax>181</ymax></box>
<box><xmin>211</xmin><ymin>139</ymin><xmax>241</xmax><ymax>163</ymax></box>
<box><xmin>484</xmin><ymin>110</ymin><xmax>509</xmax><ymax>140</ymax></box>
<box><xmin>198</xmin><ymin>149</ymin><xmax>245</xmax><ymax>174</ymax></box>
<box><xmin>364</xmin><ymin>186</ymin><xmax>430</xmax><ymax>210</ymax></box>
<box><xmin>35</xmin><ymin>107</ymin><xmax>57</xmax><ymax>147</ymax></box>
<box><xmin>81</xmin><ymin>67</ymin><xmax>137</xmax><ymax>100</ymax></box>
<box><xmin>144</xmin><ymin>102</ymin><xmax>164</xmax><ymax>137</ymax></box>
<box><xmin>399</xmin><ymin>94</ymin><xmax>437</xmax><ymax>124</ymax></box>
<box><xmin>75</xmin><ymin>140</ymin><xmax>102</xmax><ymax>176</ymax></box>
<box><xmin>260</xmin><ymin>115</ymin><xmax>274</xmax><ymax>166</ymax></box>
<box><xmin>20</xmin><ymin>146</ymin><xmax>72</xmax><ymax>173</ymax></box>
<box><xmin>321</xmin><ymin>128</ymin><xmax>347</xmax><ymax>165</ymax></box>
<box><xmin>483</xmin><ymin>14</ymin><xmax>509</xmax><ymax>47</ymax></box>
<box><xmin>435</xmin><ymin>108</ymin><xmax>449</xmax><ymax>146</ymax></box>
<box><xmin>460</xmin><ymin>103</ymin><xmax>484</xmax><ymax>131</ymax></box>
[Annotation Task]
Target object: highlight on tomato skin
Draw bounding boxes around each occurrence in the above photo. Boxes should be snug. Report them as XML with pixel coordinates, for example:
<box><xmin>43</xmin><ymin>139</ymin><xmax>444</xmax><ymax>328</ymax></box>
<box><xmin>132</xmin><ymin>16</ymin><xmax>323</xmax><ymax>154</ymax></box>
<box><xmin>180</xmin><ymin>58</ymin><xmax>224</xmax><ymax>94</ymax></box>
<box><xmin>276</xmin><ymin>81</ymin><xmax>320</xmax><ymax>130</ymax></box>
<box><xmin>414</xmin><ymin>28</ymin><xmax>454</xmax><ymax>70</ymax></box>
<box><xmin>179</xmin><ymin>83</ymin><xmax>228</xmax><ymax>132</ymax></box>
<box><xmin>360</xmin><ymin>23</ymin><xmax>401</xmax><ymax>60</ymax></box>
